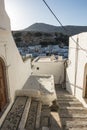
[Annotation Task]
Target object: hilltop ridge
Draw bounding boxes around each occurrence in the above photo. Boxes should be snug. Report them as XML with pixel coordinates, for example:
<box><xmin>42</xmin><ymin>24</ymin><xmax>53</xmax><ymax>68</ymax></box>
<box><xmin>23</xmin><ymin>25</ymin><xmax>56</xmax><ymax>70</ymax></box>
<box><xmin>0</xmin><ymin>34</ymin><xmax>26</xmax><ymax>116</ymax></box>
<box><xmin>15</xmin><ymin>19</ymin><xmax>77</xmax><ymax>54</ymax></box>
<box><xmin>24</xmin><ymin>23</ymin><xmax>87</xmax><ymax>36</ymax></box>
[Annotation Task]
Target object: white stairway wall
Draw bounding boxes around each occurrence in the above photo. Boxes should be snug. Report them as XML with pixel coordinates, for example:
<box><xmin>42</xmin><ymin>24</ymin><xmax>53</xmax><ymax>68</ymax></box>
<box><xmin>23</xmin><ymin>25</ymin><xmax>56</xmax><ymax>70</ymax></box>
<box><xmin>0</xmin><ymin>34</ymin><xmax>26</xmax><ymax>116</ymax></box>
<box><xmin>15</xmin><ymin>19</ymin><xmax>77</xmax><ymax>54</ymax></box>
<box><xmin>0</xmin><ymin>0</ymin><xmax>31</xmax><ymax>125</ymax></box>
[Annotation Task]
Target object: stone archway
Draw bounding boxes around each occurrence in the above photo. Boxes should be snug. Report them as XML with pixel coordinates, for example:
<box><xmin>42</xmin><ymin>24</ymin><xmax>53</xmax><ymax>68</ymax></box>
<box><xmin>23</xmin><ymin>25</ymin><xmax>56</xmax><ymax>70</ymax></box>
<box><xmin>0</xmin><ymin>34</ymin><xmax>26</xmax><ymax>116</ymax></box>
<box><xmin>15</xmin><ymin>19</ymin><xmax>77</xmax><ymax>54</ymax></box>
<box><xmin>0</xmin><ymin>57</ymin><xmax>8</xmax><ymax>116</ymax></box>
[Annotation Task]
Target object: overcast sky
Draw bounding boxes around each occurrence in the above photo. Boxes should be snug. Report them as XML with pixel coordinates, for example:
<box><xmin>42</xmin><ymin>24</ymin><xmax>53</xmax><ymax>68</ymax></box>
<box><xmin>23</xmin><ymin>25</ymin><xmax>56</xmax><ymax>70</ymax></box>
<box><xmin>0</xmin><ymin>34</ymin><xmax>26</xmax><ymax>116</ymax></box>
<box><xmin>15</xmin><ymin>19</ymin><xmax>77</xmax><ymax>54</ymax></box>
<box><xmin>5</xmin><ymin>0</ymin><xmax>87</xmax><ymax>30</ymax></box>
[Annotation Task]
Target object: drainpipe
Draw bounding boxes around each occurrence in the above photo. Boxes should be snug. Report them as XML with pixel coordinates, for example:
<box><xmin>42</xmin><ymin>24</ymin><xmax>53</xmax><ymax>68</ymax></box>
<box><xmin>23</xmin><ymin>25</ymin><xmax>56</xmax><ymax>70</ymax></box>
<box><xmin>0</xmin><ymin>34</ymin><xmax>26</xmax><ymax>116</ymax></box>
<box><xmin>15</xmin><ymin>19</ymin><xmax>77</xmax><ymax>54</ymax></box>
<box><xmin>74</xmin><ymin>37</ymin><xmax>79</xmax><ymax>96</ymax></box>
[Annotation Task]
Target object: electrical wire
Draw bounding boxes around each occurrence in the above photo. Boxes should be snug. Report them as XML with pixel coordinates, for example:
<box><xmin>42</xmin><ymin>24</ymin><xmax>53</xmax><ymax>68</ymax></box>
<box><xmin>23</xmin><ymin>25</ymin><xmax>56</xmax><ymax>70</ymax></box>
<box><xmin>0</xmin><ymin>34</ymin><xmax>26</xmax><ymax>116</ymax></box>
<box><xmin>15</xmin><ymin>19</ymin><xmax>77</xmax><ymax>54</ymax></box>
<box><xmin>42</xmin><ymin>0</ymin><xmax>87</xmax><ymax>53</ymax></box>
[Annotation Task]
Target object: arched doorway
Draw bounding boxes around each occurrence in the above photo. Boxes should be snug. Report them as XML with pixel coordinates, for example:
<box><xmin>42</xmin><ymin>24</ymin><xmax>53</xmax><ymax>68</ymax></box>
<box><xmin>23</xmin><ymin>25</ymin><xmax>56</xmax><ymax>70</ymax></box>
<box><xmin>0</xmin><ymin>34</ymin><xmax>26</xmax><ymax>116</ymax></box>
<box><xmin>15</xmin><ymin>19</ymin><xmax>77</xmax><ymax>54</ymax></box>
<box><xmin>0</xmin><ymin>58</ymin><xmax>8</xmax><ymax>116</ymax></box>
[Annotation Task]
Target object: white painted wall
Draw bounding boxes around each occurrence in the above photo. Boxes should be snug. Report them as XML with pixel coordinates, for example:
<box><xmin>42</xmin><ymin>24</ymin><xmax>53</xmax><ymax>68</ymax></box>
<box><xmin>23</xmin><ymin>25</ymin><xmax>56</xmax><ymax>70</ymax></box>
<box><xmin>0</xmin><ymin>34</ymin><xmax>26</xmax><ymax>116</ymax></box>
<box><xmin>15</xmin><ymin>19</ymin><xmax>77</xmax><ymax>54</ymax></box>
<box><xmin>0</xmin><ymin>30</ymin><xmax>32</xmax><ymax>100</ymax></box>
<box><xmin>0</xmin><ymin>0</ymin><xmax>31</xmax><ymax>125</ymax></box>
<box><xmin>32</xmin><ymin>58</ymin><xmax>65</xmax><ymax>84</ymax></box>
<box><xmin>0</xmin><ymin>0</ymin><xmax>10</xmax><ymax>30</ymax></box>
<box><xmin>66</xmin><ymin>32</ymin><xmax>87</xmax><ymax>107</ymax></box>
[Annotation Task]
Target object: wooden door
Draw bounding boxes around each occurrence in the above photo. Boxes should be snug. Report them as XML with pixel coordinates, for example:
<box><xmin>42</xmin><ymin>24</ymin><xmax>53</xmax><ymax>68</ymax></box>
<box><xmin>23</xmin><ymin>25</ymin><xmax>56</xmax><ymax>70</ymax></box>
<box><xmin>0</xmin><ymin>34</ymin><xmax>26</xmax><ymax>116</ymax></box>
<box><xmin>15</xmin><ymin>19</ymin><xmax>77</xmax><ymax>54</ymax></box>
<box><xmin>0</xmin><ymin>60</ymin><xmax>7</xmax><ymax>112</ymax></box>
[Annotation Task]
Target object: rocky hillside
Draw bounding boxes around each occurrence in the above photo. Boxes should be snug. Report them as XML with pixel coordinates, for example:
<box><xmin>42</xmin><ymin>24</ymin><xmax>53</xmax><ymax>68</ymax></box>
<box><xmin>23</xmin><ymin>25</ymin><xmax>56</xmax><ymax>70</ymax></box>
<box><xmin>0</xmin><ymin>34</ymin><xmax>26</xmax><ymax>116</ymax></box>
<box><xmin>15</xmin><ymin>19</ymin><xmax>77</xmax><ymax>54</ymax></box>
<box><xmin>12</xmin><ymin>23</ymin><xmax>87</xmax><ymax>47</ymax></box>
<box><xmin>24</xmin><ymin>23</ymin><xmax>87</xmax><ymax>36</ymax></box>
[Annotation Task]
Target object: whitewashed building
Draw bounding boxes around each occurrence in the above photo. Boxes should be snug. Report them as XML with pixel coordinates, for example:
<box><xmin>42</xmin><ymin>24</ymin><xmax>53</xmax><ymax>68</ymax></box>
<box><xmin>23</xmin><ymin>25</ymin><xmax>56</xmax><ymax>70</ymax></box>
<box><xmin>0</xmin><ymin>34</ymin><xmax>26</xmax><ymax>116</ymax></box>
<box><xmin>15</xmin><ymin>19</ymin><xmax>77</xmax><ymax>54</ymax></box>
<box><xmin>66</xmin><ymin>32</ymin><xmax>87</xmax><ymax>107</ymax></box>
<box><xmin>0</xmin><ymin>0</ymin><xmax>57</xmax><ymax>125</ymax></box>
<box><xmin>32</xmin><ymin>56</ymin><xmax>65</xmax><ymax>84</ymax></box>
<box><xmin>0</xmin><ymin>0</ymin><xmax>32</xmax><ymax>124</ymax></box>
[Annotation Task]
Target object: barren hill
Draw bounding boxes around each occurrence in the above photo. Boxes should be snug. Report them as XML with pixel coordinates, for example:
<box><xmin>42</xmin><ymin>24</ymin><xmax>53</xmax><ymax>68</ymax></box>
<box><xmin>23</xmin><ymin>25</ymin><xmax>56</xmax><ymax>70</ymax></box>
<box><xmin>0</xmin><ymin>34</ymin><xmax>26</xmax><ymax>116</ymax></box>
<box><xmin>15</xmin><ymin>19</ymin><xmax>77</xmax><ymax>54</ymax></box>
<box><xmin>24</xmin><ymin>23</ymin><xmax>87</xmax><ymax>36</ymax></box>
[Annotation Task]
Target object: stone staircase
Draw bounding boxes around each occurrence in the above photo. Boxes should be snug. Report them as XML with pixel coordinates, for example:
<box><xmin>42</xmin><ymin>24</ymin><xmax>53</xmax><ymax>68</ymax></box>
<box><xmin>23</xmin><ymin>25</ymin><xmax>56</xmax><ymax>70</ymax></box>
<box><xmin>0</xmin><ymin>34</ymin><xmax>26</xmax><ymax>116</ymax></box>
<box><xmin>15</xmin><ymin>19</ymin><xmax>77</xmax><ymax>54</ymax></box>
<box><xmin>1</xmin><ymin>97</ymin><xmax>50</xmax><ymax>130</ymax></box>
<box><xmin>56</xmin><ymin>87</ymin><xmax>87</xmax><ymax>130</ymax></box>
<box><xmin>1</xmin><ymin>87</ymin><xmax>87</xmax><ymax>130</ymax></box>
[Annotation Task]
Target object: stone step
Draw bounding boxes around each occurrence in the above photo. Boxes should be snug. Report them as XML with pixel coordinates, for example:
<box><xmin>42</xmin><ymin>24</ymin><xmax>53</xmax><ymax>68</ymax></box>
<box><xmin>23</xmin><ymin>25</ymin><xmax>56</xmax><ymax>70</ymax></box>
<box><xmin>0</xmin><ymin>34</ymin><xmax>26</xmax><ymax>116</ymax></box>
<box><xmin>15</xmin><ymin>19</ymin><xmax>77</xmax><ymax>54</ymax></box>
<box><xmin>57</xmin><ymin>96</ymin><xmax>81</xmax><ymax>101</ymax></box>
<box><xmin>1</xmin><ymin>97</ymin><xmax>27</xmax><ymax>130</ymax></box>
<box><xmin>57</xmin><ymin>98</ymin><xmax>78</xmax><ymax>102</ymax></box>
<box><xmin>25</xmin><ymin>100</ymin><xmax>39</xmax><ymax>130</ymax></box>
<box><xmin>59</xmin><ymin>109</ymin><xmax>87</xmax><ymax>115</ymax></box>
<box><xmin>18</xmin><ymin>98</ymin><xmax>31</xmax><ymax>130</ymax></box>
<box><xmin>60</xmin><ymin>113</ymin><xmax>87</xmax><ymax>118</ymax></box>
<box><xmin>57</xmin><ymin>94</ymin><xmax>76</xmax><ymax>99</ymax></box>
<box><xmin>36</xmin><ymin>102</ymin><xmax>42</xmax><ymax>129</ymax></box>
<box><xmin>42</xmin><ymin>127</ymin><xmax>49</xmax><ymax>130</ymax></box>
<box><xmin>58</xmin><ymin>102</ymin><xmax>83</xmax><ymax>107</ymax></box>
<box><xmin>60</xmin><ymin>107</ymin><xmax>86</xmax><ymax>110</ymax></box>
<box><xmin>57</xmin><ymin>94</ymin><xmax>75</xmax><ymax>98</ymax></box>
<box><xmin>40</xmin><ymin>105</ymin><xmax>50</xmax><ymax>128</ymax></box>
<box><xmin>61</xmin><ymin>117</ymin><xmax>87</xmax><ymax>126</ymax></box>
<box><xmin>67</xmin><ymin>128</ymin><xmax>87</xmax><ymax>130</ymax></box>
<box><xmin>57</xmin><ymin>99</ymin><xmax>81</xmax><ymax>104</ymax></box>
<box><xmin>63</xmin><ymin>120</ymin><xmax>87</xmax><ymax>129</ymax></box>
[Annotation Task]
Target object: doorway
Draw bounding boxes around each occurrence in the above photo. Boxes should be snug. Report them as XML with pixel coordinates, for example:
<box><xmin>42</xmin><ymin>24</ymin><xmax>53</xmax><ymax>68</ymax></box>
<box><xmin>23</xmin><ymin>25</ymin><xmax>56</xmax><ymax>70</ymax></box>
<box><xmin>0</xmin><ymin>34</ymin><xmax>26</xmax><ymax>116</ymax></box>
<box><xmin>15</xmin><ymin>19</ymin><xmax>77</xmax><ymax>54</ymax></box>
<box><xmin>0</xmin><ymin>58</ymin><xmax>8</xmax><ymax>115</ymax></box>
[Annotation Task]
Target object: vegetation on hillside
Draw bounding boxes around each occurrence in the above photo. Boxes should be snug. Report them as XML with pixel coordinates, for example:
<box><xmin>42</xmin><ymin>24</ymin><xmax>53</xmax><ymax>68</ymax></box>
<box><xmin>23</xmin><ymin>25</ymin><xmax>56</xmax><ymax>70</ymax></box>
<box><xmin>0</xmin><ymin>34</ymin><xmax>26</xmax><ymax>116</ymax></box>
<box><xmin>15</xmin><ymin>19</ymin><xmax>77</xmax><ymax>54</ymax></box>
<box><xmin>12</xmin><ymin>31</ymin><xmax>69</xmax><ymax>47</ymax></box>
